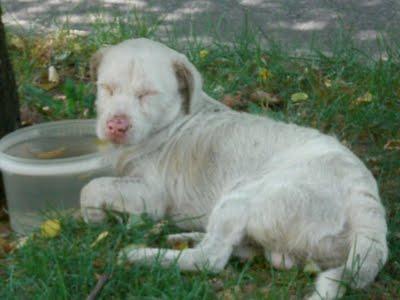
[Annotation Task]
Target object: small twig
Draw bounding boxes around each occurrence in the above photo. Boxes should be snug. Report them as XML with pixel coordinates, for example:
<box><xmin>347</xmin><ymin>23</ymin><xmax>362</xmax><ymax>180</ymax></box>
<box><xmin>86</xmin><ymin>274</ymin><xmax>110</xmax><ymax>300</ymax></box>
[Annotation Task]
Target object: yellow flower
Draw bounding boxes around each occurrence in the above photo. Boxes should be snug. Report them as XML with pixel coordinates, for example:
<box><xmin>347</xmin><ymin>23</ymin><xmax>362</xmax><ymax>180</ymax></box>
<box><xmin>199</xmin><ymin>49</ymin><xmax>209</xmax><ymax>59</ymax></box>
<box><xmin>41</xmin><ymin>219</ymin><xmax>61</xmax><ymax>238</ymax></box>
<box><xmin>258</xmin><ymin>68</ymin><xmax>270</xmax><ymax>80</ymax></box>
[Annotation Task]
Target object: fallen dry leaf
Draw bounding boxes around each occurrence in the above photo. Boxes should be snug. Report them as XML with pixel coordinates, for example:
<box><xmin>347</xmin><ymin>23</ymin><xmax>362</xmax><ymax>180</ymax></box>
<box><xmin>217</xmin><ymin>286</ymin><xmax>241</xmax><ymax>300</ymax></box>
<box><xmin>250</xmin><ymin>90</ymin><xmax>281</xmax><ymax>106</ymax></box>
<box><xmin>20</xmin><ymin>105</ymin><xmax>44</xmax><ymax>126</ymax></box>
<box><xmin>324</xmin><ymin>79</ymin><xmax>332</xmax><ymax>88</ymax></box>
<box><xmin>53</xmin><ymin>94</ymin><xmax>67</xmax><ymax>101</ymax></box>
<box><xmin>92</xmin><ymin>259</ymin><xmax>105</xmax><ymax>269</ymax></box>
<box><xmin>171</xmin><ymin>240</ymin><xmax>189</xmax><ymax>251</ymax></box>
<box><xmin>48</xmin><ymin>66</ymin><xmax>60</xmax><ymax>83</ymax></box>
<box><xmin>257</xmin><ymin>287</ymin><xmax>270</xmax><ymax>297</ymax></box>
<box><xmin>0</xmin><ymin>237</ymin><xmax>9</xmax><ymax>257</ymax></box>
<box><xmin>91</xmin><ymin>231</ymin><xmax>109</xmax><ymax>248</ymax></box>
<box><xmin>354</xmin><ymin>92</ymin><xmax>373</xmax><ymax>105</ymax></box>
<box><xmin>242</xmin><ymin>283</ymin><xmax>257</xmax><ymax>294</ymax></box>
<box><xmin>41</xmin><ymin>219</ymin><xmax>61</xmax><ymax>238</ymax></box>
<box><xmin>384</xmin><ymin>140</ymin><xmax>400</xmax><ymax>151</ymax></box>
<box><xmin>258</xmin><ymin>68</ymin><xmax>270</xmax><ymax>80</ymax></box>
<box><xmin>9</xmin><ymin>35</ymin><xmax>26</xmax><ymax>50</ymax></box>
<box><xmin>213</xmin><ymin>85</ymin><xmax>225</xmax><ymax>94</ymax></box>
<box><xmin>199</xmin><ymin>49</ymin><xmax>209</xmax><ymax>59</ymax></box>
<box><xmin>9</xmin><ymin>236</ymin><xmax>29</xmax><ymax>252</ymax></box>
<box><xmin>291</xmin><ymin>92</ymin><xmax>309</xmax><ymax>102</ymax></box>
<box><xmin>0</xmin><ymin>223</ymin><xmax>11</xmax><ymax>239</ymax></box>
<box><xmin>35</xmin><ymin>82</ymin><xmax>59</xmax><ymax>91</ymax></box>
<box><xmin>209</xmin><ymin>278</ymin><xmax>224</xmax><ymax>292</ymax></box>
<box><xmin>147</xmin><ymin>220</ymin><xmax>168</xmax><ymax>236</ymax></box>
<box><xmin>222</xmin><ymin>94</ymin><xmax>242</xmax><ymax>108</ymax></box>
<box><xmin>42</xmin><ymin>106</ymin><xmax>50</xmax><ymax>112</ymax></box>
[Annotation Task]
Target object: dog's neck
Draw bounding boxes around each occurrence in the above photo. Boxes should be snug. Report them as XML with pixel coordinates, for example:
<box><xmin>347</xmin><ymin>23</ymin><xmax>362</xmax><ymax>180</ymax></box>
<box><xmin>114</xmin><ymin>92</ymin><xmax>227</xmax><ymax>174</ymax></box>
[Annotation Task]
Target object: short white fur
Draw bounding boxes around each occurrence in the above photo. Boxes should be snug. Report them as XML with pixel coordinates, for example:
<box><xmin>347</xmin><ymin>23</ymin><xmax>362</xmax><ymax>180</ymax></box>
<box><xmin>81</xmin><ymin>38</ymin><xmax>388</xmax><ymax>299</ymax></box>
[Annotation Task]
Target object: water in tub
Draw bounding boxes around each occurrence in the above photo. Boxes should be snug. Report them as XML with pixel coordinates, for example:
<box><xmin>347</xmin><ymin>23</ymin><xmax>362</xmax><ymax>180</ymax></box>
<box><xmin>3</xmin><ymin>135</ymin><xmax>112</xmax><ymax>233</ymax></box>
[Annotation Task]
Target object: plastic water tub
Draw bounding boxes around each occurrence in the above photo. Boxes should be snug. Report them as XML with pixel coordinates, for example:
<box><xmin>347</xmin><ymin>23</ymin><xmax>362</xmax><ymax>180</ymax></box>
<box><xmin>0</xmin><ymin>120</ymin><xmax>115</xmax><ymax>234</ymax></box>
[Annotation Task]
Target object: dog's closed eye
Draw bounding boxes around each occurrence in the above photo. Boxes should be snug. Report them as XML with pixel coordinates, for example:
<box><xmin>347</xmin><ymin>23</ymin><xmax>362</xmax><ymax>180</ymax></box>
<box><xmin>136</xmin><ymin>89</ymin><xmax>159</xmax><ymax>102</ymax></box>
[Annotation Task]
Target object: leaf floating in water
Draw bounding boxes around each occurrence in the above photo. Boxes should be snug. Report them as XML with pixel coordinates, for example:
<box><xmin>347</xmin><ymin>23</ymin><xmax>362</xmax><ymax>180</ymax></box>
<box><xmin>31</xmin><ymin>147</ymin><xmax>66</xmax><ymax>159</ymax></box>
<box><xmin>95</xmin><ymin>139</ymin><xmax>109</xmax><ymax>146</ymax></box>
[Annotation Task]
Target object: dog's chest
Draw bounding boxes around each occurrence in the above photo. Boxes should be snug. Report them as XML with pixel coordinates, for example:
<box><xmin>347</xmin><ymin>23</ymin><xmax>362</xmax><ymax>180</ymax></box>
<box><xmin>158</xmin><ymin>141</ymin><xmax>222</xmax><ymax>226</ymax></box>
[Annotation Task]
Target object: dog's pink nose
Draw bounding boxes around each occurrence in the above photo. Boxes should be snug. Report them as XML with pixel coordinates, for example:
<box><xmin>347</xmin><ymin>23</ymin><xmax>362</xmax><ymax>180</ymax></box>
<box><xmin>106</xmin><ymin>115</ymin><xmax>131</xmax><ymax>140</ymax></box>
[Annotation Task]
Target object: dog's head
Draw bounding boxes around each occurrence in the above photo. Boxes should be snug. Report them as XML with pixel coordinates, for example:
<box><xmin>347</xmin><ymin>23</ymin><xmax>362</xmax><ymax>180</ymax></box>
<box><xmin>90</xmin><ymin>38</ymin><xmax>203</xmax><ymax>145</ymax></box>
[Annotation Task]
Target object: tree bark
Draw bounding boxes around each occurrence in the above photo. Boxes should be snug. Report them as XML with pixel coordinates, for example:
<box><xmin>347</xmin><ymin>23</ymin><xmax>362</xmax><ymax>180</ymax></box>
<box><xmin>0</xmin><ymin>6</ymin><xmax>20</xmax><ymax>209</ymax></box>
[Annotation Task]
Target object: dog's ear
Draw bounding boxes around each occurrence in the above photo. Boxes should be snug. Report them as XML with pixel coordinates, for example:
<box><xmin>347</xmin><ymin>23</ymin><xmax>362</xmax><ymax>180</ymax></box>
<box><xmin>173</xmin><ymin>56</ymin><xmax>202</xmax><ymax>114</ymax></box>
<box><xmin>89</xmin><ymin>47</ymin><xmax>109</xmax><ymax>82</ymax></box>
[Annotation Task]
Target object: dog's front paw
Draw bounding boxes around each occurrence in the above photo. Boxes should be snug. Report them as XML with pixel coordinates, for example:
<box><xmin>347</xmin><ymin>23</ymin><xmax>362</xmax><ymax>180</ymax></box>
<box><xmin>80</xmin><ymin>180</ymin><xmax>107</xmax><ymax>223</ymax></box>
<box><xmin>81</xmin><ymin>206</ymin><xmax>107</xmax><ymax>223</ymax></box>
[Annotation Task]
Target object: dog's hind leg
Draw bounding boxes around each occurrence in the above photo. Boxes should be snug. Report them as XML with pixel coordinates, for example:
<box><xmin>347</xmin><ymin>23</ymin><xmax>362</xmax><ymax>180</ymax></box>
<box><xmin>166</xmin><ymin>233</ymin><xmax>261</xmax><ymax>260</ymax></box>
<box><xmin>119</xmin><ymin>193</ymin><xmax>250</xmax><ymax>272</ymax></box>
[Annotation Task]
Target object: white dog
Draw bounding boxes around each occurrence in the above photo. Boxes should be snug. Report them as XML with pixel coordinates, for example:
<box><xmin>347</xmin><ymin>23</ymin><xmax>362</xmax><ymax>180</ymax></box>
<box><xmin>80</xmin><ymin>38</ymin><xmax>388</xmax><ymax>299</ymax></box>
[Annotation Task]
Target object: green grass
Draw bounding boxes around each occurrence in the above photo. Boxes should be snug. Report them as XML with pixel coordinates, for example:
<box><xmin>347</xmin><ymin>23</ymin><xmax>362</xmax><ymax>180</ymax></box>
<box><xmin>1</xmin><ymin>11</ymin><xmax>400</xmax><ymax>299</ymax></box>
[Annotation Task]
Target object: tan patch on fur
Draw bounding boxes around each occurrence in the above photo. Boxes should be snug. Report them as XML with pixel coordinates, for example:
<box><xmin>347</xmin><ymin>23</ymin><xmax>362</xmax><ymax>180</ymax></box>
<box><xmin>90</xmin><ymin>47</ymin><xmax>109</xmax><ymax>82</ymax></box>
<box><xmin>99</xmin><ymin>83</ymin><xmax>116</xmax><ymax>96</ymax></box>
<box><xmin>173</xmin><ymin>61</ymin><xmax>194</xmax><ymax>114</ymax></box>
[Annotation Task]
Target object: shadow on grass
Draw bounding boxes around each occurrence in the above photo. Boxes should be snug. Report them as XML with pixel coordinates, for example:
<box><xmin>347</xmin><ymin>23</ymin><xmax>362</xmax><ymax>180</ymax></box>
<box><xmin>2</xmin><ymin>0</ymin><xmax>400</xmax><ymax>57</ymax></box>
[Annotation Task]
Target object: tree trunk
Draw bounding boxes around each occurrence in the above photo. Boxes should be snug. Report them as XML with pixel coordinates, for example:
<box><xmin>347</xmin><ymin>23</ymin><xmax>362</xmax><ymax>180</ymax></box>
<box><xmin>0</xmin><ymin>6</ymin><xmax>20</xmax><ymax>209</ymax></box>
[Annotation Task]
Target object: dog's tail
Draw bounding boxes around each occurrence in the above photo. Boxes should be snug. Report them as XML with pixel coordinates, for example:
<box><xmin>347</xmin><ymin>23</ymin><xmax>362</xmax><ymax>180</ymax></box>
<box><xmin>312</xmin><ymin>190</ymin><xmax>388</xmax><ymax>299</ymax></box>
